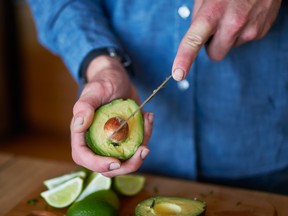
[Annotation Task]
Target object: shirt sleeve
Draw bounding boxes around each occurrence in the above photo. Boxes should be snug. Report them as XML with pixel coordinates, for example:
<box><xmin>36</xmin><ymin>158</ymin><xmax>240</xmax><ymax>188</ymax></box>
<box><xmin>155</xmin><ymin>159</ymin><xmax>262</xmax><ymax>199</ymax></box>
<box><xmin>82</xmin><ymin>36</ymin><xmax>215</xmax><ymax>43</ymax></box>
<box><xmin>26</xmin><ymin>0</ymin><xmax>124</xmax><ymax>83</ymax></box>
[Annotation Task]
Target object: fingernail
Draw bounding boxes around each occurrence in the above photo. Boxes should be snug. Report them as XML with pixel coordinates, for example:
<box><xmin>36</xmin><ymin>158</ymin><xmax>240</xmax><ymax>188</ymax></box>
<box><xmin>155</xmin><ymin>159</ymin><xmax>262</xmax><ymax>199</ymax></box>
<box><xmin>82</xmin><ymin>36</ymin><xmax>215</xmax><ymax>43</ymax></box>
<box><xmin>148</xmin><ymin>112</ymin><xmax>154</xmax><ymax>124</ymax></box>
<box><xmin>73</xmin><ymin>117</ymin><xmax>84</xmax><ymax>129</ymax></box>
<box><xmin>172</xmin><ymin>68</ymin><xmax>185</xmax><ymax>81</ymax></box>
<box><xmin>109</xmin><ymin>162</ymin><xmax>121</xmax><ymax>171</ymax></box>
<box><xmin>140</xmin><ymin>148</ymin><xmax>150</xmax><ymax>160</ymax></box>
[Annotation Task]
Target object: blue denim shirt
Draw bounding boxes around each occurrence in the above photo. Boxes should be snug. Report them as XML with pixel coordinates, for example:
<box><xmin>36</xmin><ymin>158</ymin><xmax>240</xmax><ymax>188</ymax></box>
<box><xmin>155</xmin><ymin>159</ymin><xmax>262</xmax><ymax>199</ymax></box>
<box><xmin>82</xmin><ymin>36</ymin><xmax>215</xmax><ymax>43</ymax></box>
<box><xmin>27</xmin><ymin>0</ymin><xmax>288</xmax><ymax>180</ymax></box>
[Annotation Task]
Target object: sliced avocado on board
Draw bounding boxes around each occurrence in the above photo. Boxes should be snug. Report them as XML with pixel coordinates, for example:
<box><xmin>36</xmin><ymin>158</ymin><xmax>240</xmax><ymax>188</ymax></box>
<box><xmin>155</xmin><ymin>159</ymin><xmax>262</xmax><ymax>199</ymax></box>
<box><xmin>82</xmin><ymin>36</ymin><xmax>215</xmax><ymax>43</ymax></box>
<box><xmin>86</xmin><ymin>98</ymin><xmax>144</xmax><ymax>160</ymax></box>
<box><xmin>135</xmin><ymin>196</ymin><xmax>206</xmax><ymax>216</ymax></box>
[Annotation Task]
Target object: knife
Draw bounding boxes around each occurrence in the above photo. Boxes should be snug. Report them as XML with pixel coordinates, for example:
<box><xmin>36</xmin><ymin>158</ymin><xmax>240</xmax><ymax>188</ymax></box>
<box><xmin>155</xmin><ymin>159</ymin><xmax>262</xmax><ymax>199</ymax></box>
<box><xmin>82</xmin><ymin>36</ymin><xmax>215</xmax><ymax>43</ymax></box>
<box><xmin>108</xmin><ymin>74</ymin><xmax>173</xmax><ymax>140</ymax></box>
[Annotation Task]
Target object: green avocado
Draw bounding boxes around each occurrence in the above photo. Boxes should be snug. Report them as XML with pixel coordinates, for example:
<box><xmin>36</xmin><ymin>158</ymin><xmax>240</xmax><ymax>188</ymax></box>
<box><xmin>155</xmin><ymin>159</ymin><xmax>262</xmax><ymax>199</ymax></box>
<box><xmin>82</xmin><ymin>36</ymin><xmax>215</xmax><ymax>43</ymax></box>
<box><xmin>135</xmin><ymin>196</ymin><xmax>206</xmax><ymax>216</ymax></box>
<box><xmin>86</xmin><ymin>98</ymin><xmax>144</xmax><ymax>160</ymax></box>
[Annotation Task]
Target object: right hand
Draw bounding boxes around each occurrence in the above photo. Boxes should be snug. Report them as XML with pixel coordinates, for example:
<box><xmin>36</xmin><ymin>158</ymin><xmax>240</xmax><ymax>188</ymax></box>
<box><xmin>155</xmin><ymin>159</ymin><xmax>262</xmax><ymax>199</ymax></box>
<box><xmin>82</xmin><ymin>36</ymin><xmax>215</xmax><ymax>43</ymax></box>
<box><xmin>70</xmin><ymin>56</ymin><xmax>153</xmax><ymax>177</ymax></box>
<box><xmin>172</xmin><ymin>0</ymin><xmax>282</xmax><ymax>81</ymax></box>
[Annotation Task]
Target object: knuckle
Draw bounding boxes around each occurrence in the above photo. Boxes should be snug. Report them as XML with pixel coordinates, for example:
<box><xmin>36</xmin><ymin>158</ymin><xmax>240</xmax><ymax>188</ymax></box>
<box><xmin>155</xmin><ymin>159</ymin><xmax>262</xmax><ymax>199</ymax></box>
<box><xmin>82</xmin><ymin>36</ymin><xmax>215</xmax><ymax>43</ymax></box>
<box><xmin>71</xmin><ymin>149</ymin><xmax>109</xmax><ymax>173</ymax></box>
<box><xmin>241</xmin><ymin>27</ymin><xmax>259</xmax><ymax>42</ymax></box>
<box><xmin>208</xmin><ymin>52</ymin><xmax>224</xmax><ymax>62</ymax></box>
<box><xmin>206</xmin><ymin>44</ymin><xmax>225</xmax><ymax>61</ymax></box>
<box><xmin>71</xmin><ymin>151</ymin><xmax>82</xmax><ymax>166</ymax></box>
<box><xmin>96</xmin><ymin>165</ymin><xmax>109</xmax><ymax>173</ymax></box>
<box><xmin>72</xmin><ymin>100</ymin><xmax>91</xmax><ymax>115</ymax></box>
<box><xmin>227</xmin><ymin>14</ymin><xmax>247</xmax><ymax>36</ymax></box>
<box><xmin>127</xmin><ymin>163</ymin><xmax>140</xmax><ymax>173</ymax></box>
<box><xmin>183</xmin><ymin>32</ymin><xmax>204</xmax><ymax>49</ymax></box>
<box><xmin>73</xmin><ymin>80</ymin><xmax>115</xmax><ymax>114</ymax></box>
<box><xmin>103</xmin><ymin>79</ymin><xmax>115</xmax><ymax>98</ymax></box>
<box><xmin>82</xmin><ymin>80</ymin><xmax>112</xmax><ymax>97</ymax></box>
<box><xmin>101</xmin><ymin>172</ymin><xmax>114</xmax><ymax>178</ymax></box>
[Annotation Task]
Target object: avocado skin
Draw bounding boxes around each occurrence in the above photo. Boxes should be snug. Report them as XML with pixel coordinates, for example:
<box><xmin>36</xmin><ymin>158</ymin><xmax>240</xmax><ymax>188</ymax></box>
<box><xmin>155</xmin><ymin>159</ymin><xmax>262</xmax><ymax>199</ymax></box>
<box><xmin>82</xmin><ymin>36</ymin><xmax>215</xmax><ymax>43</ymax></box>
<box><xmin>86</xmin><ymin>98</ymin><xmax>144</xmax><ymax>160</ymax></box>
<box><xmin>86</xmin><ymin>131</ymin><xmax>102</xmax><ymax>155</ymax></box>
<box><xmin>135</xmin><ymin>196</ymin><xmax>206</xmax><ymax>216</ymax></box>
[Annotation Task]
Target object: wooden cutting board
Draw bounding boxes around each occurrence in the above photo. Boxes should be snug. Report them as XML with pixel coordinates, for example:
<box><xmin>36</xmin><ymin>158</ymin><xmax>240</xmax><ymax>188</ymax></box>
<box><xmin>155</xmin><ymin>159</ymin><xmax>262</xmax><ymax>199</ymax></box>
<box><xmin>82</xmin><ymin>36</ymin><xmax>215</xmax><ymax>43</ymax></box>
<box><xmin>7</xmin><ymin>174</ymin><xmax>288</xmax><ymax>216</ymax></box>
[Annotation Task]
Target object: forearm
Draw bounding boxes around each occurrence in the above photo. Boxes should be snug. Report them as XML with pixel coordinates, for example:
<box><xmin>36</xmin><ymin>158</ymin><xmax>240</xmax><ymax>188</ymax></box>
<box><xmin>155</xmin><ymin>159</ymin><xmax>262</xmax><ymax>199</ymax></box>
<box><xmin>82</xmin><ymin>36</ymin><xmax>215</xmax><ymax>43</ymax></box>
<box><xmin>27</xmin><ymin>0</ymin><xmax>124</xmax><ymax>83</ymax></box>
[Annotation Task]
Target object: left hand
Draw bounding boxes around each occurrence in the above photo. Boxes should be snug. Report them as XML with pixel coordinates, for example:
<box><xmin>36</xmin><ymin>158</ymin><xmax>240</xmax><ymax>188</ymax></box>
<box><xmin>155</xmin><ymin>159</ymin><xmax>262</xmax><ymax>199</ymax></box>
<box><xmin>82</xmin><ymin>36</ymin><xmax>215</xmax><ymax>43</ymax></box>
<box><xmin>172</xmin><ymin>0</ymin><xmax>282</xmax><ymax>81</ymax></box>
<box><xmin>70</xmin><ymin>56</ymin><xmax>153</xmax><ymax>177</ymax></box>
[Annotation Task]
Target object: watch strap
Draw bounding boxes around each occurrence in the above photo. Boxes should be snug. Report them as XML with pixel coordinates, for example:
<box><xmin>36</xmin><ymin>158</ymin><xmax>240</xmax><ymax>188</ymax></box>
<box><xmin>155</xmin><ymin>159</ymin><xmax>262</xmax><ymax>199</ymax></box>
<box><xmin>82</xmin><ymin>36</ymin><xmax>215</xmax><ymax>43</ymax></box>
<box><xmin>79</xmin><ymin>47</ymin><xmax>132</xmax><ymax>83</ymax></box>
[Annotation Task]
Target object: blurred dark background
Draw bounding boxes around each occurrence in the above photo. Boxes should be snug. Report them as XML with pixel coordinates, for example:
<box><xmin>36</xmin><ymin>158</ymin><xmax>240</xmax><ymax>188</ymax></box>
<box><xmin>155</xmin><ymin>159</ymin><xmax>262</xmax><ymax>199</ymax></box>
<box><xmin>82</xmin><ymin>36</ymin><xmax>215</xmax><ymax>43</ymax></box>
<box><xmin>0</xmin><ymin>0</ymin><xmax>78</xmax><ymax>162</ymax></box>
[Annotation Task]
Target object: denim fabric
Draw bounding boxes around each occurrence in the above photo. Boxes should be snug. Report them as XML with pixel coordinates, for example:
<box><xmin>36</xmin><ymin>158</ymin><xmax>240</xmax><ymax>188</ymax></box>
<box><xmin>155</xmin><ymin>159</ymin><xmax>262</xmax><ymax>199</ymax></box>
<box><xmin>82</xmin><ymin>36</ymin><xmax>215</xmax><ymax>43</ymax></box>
<box><xmin>201</xmin><ymin>166</ymin><xmax>288</xmax><ymax>195</ymax></box>
<box><xmin>27</xmin><ymin>0</ymin><xmax>288</xmax><ymax>183</ymax></box>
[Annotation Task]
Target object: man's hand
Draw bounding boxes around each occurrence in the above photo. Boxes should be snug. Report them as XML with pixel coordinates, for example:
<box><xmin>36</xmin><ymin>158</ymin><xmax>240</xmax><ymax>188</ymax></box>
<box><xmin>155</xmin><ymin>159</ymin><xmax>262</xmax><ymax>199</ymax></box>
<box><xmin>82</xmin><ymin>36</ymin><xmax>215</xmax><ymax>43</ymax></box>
<box><xmin>70</xmin><ymin>56</ymin><xmax>153</xmax><ymax>177</ymax></box>
<box><xmin>172</xmin><ymin>0</ymin><xmax>282</xmax><ymax>81</ymax></box>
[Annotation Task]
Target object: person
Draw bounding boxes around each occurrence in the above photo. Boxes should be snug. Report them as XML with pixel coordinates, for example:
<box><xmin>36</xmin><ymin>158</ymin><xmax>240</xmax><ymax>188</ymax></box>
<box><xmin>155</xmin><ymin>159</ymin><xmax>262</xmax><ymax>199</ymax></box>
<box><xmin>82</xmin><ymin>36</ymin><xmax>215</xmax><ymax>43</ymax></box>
<box><xmin>27</xmin><ymin>0</ymin><xmax>288</xmax><ymax>194</ymax></box>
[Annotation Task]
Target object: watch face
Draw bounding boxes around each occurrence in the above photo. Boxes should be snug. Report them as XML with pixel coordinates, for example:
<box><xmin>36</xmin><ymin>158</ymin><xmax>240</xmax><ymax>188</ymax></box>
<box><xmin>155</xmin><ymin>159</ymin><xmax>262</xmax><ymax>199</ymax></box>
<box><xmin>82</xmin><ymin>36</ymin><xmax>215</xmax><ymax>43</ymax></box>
<box><xmin>108</xmin><ymin>48</ymin><xmax>131</xmax><ymax>67</ymax></box>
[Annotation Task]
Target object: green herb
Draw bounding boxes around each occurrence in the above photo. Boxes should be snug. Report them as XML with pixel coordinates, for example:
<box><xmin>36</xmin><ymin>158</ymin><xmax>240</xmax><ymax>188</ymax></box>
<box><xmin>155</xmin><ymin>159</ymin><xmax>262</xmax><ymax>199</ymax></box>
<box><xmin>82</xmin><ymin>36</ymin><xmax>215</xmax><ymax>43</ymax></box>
<box><xmin>27</xmin><ymin>198</ymin><xmax>39</xmax><ymax>205</ymax></box>
<box><xmin>150</xmin><ymin>199</ymin><xmax>156</xmax><ymax>208</ymax></box>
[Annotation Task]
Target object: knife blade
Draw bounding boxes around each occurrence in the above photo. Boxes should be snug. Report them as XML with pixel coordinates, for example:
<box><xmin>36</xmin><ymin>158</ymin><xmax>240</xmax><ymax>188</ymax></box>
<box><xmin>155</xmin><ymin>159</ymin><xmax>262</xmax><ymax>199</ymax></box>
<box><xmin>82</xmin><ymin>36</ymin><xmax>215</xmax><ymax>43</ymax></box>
<box><xmin>108</xmin><ymin>74</ymin><xmax>173</xmax><ymax>140</ymax></box>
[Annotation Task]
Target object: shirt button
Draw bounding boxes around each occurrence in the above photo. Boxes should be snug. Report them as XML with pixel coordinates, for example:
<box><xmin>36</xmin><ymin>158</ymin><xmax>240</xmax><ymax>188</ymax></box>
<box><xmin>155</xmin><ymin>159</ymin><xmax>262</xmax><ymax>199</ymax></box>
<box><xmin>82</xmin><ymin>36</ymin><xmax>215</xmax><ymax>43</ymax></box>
<box><xmin>177</xmin><ymin>79</ymin><xmax>190</xmax><ymax>91</ymax></box>
<box><xmin>178</xmin><ymin>5</ymin><xmax>190</xmax><ymax>19</ymax></box>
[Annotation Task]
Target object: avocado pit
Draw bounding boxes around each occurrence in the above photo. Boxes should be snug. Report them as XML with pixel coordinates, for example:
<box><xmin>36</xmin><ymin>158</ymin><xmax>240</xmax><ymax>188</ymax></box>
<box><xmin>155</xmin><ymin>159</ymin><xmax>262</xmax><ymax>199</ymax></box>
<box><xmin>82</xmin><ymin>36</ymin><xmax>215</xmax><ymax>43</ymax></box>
<box><xmin>104</xmin><ymin>117</ymin><xmax>129</xmax><ymax>143</ymax></box>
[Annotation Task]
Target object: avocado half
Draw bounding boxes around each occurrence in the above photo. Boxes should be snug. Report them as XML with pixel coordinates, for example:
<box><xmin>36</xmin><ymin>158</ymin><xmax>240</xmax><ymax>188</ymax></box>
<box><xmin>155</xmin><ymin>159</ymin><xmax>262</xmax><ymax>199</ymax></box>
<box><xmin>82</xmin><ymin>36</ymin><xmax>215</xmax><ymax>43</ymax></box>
<box><xmin>135</xmin><ymin>196</ymin><xmax>206</xmax><ymax>216</ymax></box>
<box><xmin>86</xmin><ymin>98</ymin><xmax>144</xmax><ymax>160</ymax></box>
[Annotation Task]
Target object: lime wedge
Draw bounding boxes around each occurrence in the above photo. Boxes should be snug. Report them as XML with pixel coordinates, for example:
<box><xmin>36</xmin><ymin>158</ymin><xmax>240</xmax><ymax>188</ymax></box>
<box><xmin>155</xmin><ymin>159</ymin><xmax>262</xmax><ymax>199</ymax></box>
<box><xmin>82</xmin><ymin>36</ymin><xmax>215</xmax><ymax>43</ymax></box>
<box><xmin>113</xmin><ymin>174</ymin><xmax>145</xmax><ymax>196</ymax></box>
<box><xmin>44</xmin><ymin>170</ymin><xmax>87</xmax><ymax>189</ymax></box>
<box><xmin>41</xmin><ymin>177</ymin><xmax>83</xmax><ymax>208</ymax></box>
<box><xmin>76</xmin><ymin>172</ymin><xmax>111</xmax><ymax>201</ymax></box>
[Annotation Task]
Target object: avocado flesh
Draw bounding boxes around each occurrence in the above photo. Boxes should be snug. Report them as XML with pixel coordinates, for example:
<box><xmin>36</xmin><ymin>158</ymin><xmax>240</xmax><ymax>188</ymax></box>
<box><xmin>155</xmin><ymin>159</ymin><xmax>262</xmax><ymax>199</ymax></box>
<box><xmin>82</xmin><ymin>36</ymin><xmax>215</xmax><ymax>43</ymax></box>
<box><xmin>135</xmin><ymin>196</ymin><xmax>206</xmax><ymax>216</ymax></box>
<box><xmin>86</xmin><ymin>98</ymin><xmax>144</xmax><ymax>160</ymax></box>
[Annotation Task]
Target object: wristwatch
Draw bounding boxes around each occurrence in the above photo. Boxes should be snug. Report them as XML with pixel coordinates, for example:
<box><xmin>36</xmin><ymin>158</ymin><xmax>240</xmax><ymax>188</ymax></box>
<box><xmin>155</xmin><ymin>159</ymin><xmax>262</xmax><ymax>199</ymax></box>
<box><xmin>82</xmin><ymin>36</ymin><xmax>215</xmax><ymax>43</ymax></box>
<box><xmin>80</xmin><ymin>47</ymin><xmax>132</xmax><ymax>83</ymax></box>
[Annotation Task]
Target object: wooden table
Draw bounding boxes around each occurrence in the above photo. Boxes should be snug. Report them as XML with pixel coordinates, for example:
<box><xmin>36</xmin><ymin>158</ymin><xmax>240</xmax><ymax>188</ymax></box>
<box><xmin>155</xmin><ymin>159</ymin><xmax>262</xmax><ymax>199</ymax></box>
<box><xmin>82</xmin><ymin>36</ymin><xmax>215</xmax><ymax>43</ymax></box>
<box><xmin>0</xmin><ymin>153</ymin><xmax>75</xmax><ymax>215</ymax></box>
<box><xmin>1</xmin><ymin>152</ymin><xmax>288</xmax><ymax>216</ymax></box>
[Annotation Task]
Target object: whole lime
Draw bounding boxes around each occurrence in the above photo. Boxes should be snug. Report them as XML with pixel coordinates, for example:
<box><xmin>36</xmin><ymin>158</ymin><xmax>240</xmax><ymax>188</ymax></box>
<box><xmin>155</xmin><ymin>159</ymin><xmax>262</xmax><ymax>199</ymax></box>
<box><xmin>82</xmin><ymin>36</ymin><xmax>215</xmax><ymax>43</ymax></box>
<box><xmin>66</xmin><ymin>190</ymin><xmax>119</xmax><ymax>216</ymax></box>
<box><xmin>83</xmin><ymin>189</ymin><xmax>120</xmax><ymax>210</ymax></box>
<box><xmin>67</xmin><ymin>199</ymin><xmax>118</xmax><ymax>216</ymax></box>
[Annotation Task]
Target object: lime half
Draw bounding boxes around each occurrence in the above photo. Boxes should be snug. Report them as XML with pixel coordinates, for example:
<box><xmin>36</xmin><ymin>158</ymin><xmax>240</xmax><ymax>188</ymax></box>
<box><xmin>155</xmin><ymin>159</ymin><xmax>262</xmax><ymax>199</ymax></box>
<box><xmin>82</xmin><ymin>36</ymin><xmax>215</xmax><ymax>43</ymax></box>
<box><xmin>41</xmin><ymin>177</ymin><xmax>83</xmax><ymax>208</ymax></box>
<box><xmin>113</xmin><ymin>174</ymin><xmax>145</xmax><ymax>196</ymax></box>
<box><xmin>44</xmin><ymin>170</ymin><xmax>87</xmax><ymax>189</ymax></box>
<box><xmin>76</xmin><ymin>172</ymin><xmax>111</xmax><ymax>201</ymax></box>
